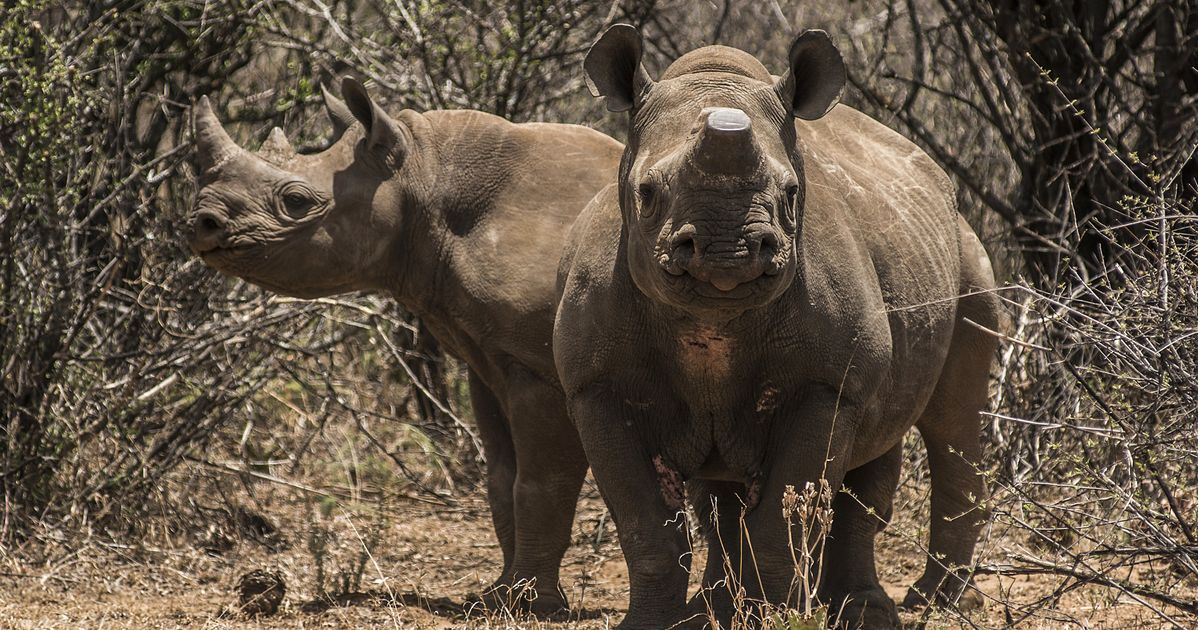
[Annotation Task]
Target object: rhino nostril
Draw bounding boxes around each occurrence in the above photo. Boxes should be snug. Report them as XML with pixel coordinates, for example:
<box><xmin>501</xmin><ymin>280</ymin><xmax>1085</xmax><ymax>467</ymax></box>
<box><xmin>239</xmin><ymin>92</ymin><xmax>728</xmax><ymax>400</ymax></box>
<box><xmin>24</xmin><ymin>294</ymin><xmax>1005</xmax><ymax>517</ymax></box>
<box><xmin>672</xmin><ymin>238</ymin><xmax>695</xmax><ymax>261</ymax></box>
<box><xmin>759</xmin><ymin>231</ymin><xmax>779</xmax><ymax>257</ymax></box>
<box><xmin>667</xmin><ymin>240</ymin><xmax>694</xmax><ymax>276</ymax></box>
<box><xmin>664</xmin><ymin>226</ymin><xmax>697</xmax><ymax>275</ymax></box>
<box><xmin>194</xmin><ymin>210</ymin><xmax>226</xmax><ymax>235</ymax></box>
<box><xmin>198</xmin><ymin>216</ymin><xmax>222</xmax><ymax>234</ymax></box>
<box><xmin>760</xmin><ymin>231</ymin><xmax>783</xmax><ymax>276</ymax></box>
<box><xmin>190</xmin><ymin>210</ymin><xmax>228</xmax><ymax>253</ymax></box>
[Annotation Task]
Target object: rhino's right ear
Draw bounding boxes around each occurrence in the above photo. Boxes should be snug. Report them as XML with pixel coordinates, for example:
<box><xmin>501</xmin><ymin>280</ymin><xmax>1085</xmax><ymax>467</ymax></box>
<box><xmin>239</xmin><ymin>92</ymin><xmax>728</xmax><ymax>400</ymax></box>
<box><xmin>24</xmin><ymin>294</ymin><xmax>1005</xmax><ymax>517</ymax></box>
<box><xmin>341</xmin><ymin>77</ymin><xmax>408</xmax><ymax>167</ymax></box>
<box><xmin>584</xmin><ymin>24</ymin><xmax>654</xmax><ymax>112</ymax></box>
<box><xmin>321</xmin><ymin>82</ymin><xmax>356</xmax><ymax>141</ymax></box>
<box><xmin>776</xmin><ymin>30</ymin><xmax>845</xmax><ymax>121</ymax></box>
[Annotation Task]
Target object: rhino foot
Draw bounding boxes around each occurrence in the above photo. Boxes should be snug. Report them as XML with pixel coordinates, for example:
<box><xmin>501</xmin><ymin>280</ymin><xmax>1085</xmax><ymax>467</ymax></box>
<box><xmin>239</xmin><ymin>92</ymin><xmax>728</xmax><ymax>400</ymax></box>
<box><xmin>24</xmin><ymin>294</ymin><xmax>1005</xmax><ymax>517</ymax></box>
<box><xmin>683</xmin><ymin>588</ymin><xmax>733</xmax><ymax>629</ymax></box>
<box><xmin>615</xmin><ymin>611</ymin><xmax>700</xmax><ymax>630</ymax></box>
<box><xmin>827</xmin><ymin>588</ymin><xmax>900</xmax><ymax>629</ymax></box>
<box><xmin>470</xmin><ymin>579</ymin><xmax>569</xmax><ymax>618</ymax></box>
<box><xmin>900</xmin><ymin>571</ymin><xmax>983</xmax><ymax>612</ymax></box>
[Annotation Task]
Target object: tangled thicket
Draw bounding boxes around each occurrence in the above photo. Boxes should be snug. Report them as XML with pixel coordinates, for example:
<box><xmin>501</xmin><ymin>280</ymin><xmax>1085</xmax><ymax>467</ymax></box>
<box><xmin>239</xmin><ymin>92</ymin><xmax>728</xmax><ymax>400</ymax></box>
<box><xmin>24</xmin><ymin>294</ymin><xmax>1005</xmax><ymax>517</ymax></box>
<box><xmin>843</xmin><ymin>0</ymin><xmax>1198</xmax><ymax>623</ymax></box>
<box><xmin>983</xmin><ymin>189</ymin><xmax>1198</xmax><ymax>623</ymax></box>
<box><xmin>2</xmin><ymin>0</ymin><xmax>1196</xmax><ymax>624</ymax></box>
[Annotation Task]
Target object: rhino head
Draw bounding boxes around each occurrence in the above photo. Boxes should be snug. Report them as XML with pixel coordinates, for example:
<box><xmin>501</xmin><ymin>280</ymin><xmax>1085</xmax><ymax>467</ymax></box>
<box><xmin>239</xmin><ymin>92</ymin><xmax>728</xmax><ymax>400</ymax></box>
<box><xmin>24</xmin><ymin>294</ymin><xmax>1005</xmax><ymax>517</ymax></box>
<box><xmin>584</xmin><ymin>25</ymin><xmax>845</xmax><ymax>318</ymax></box>
<box><xmin>189</xmin><ymin>79</ymin><xmax>421</xmax><ymax>298</ymax></box>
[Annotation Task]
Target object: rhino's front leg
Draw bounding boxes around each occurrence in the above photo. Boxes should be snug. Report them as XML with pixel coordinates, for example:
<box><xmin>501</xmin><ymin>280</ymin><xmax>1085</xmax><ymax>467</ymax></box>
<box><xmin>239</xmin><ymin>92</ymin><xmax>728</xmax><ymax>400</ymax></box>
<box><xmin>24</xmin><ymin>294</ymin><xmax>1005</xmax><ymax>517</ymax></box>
<box><xmin>484</xmin><ymin>370</ymin><xmax>588</xmax><ymax>615</ymax></box>
<box><xmin>569</xmin><ymin>387</ymin><xmax>693</xmax><ymax>629</ymax></box>
<box><xmin>468</xmin><ymin>371</ymin><xmax>517</xmax><ymax>577</ymax></box>
<box><xmin>686</xmin><ymin>480</ymin><xmax>751</xmax><ymax>626</ymax></box>
<box><xmin>738</xmin><ymin>390</ymin><xmax>856</xmax><ymax>616</ymax></box>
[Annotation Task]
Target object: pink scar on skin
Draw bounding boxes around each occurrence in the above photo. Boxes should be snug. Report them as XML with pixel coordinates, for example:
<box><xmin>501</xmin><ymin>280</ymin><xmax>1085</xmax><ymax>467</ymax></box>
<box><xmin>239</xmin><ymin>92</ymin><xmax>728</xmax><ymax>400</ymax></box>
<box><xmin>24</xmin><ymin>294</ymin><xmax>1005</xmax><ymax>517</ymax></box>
<box><xmin>745</xmin><ymin>475</ymin><xmax>762</xmax><ymax>511</ymax></box>
<box><xmin>653</xmin><ymin>455</ymin><xmax>687</xmax><ymax>511</ymax></box>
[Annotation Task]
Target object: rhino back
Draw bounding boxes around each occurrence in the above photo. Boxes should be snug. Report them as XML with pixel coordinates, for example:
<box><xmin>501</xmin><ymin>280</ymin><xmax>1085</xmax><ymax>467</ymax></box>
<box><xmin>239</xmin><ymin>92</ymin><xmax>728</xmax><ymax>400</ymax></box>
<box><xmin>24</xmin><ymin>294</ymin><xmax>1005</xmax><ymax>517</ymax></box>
<box><xmin>796</xmin><ymin>105</ymin><xmax>958</xmax><ymax>273</ymax></box>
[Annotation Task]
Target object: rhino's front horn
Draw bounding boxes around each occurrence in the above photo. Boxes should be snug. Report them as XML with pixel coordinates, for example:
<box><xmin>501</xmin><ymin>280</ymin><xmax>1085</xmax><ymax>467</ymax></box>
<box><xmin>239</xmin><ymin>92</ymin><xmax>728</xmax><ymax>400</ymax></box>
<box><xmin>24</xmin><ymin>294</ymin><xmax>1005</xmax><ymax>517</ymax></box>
<box><xmin>692</xmin><ymin>107</ymin><xmax>761</xmax><ymax>176</ymax></box>
<box><xmin>257</xmin><ymin>126</ymin><xmax>295</xmax><ymax>164</ymax></box>
<box><xmin>193</xmin><ymin>96</ymin><xmax>244</xmax><ymax>173</ymax></box>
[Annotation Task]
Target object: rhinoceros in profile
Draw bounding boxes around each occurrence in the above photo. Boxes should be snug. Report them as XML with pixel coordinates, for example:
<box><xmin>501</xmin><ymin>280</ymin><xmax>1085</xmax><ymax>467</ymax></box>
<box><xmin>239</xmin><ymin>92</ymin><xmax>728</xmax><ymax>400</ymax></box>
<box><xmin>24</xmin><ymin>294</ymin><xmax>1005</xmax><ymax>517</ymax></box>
<box><xmin>554</xmin><ymin>25</ymin><xmax>1000</xmax><ymax>629</ymax></box>
<box><xmin>188</xmin><ymin>78</ymin><xmax>622</xmax><ymax>613</ymax></box>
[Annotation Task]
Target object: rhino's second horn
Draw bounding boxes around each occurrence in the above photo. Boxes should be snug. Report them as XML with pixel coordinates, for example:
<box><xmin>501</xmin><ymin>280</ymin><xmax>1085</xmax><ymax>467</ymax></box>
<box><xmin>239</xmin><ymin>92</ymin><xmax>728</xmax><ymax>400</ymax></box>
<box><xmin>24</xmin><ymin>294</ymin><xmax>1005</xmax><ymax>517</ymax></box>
<box><xmin>257</xmin><ymin>127</ymin><xmax>296</xmax><ymax>164</ymax></box>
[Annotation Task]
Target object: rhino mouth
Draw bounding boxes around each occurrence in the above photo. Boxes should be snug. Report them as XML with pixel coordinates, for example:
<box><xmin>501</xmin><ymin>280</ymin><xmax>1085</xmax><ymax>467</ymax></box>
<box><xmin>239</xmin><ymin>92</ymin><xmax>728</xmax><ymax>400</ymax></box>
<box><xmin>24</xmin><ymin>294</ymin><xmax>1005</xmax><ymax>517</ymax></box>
<box><xmin>661</xmin><ymin>270</ymin><xmax>780</xmax><ymax>304</ymax></box>
<box><xmin>686</xmin><ymin>276</ymin><xmax>766</xmax><ymax>299</ymax></box>
<box><xmin>201</xmin><ymin>252</ymin><xmax>298</xmax><ymax>295</ymax></box>
<box><xmin>196</xmin><ymin>240</ymin><xmax>274</xmax><ymax>278</ymax></box>
<box><xmin>196</xmin><ymin>241</ymin><xmax>261</xmax><ymax>262</ymax></box>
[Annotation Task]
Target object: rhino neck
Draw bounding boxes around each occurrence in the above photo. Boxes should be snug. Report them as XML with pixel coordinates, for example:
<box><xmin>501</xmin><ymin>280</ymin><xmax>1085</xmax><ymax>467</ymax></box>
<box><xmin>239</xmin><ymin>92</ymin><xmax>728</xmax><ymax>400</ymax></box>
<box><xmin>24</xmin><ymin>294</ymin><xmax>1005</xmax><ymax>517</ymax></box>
<box><xmin>354</xmin><ymin>110</ymin><xmax>440</xmax><ymax>313</ymax></box>
<box><xmin>382</xmin><ymin>197</ymin><xmax>447</xmax><ymax>317</ymax></box>
<box><xmin>380</xmin><ymin>110</ymin><xmax>550</xmax><ymax>362</ymax></box>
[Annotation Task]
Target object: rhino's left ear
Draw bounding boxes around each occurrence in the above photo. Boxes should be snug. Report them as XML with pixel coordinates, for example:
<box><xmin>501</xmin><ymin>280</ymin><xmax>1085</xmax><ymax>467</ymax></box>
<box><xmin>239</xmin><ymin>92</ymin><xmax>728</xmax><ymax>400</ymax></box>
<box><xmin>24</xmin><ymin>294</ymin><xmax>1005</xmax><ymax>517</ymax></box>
<box><xmin>321</xmin><ymin>82</ymin><xmax>356</xmax><ymax>141</ymax></box>
<box><xmin>584</xmin><ymin>24</ymin><xmax>654</xmax><ymax>113</ymax></box>
<box><xmin>776</xmin><ymin>30</ymin><xmax>845</xmax><ymax>121</ymax></box>
<box><xmin>341</xmin><ymin>76</ymin><xmax>408</xmax><ymax>167</ymax></box>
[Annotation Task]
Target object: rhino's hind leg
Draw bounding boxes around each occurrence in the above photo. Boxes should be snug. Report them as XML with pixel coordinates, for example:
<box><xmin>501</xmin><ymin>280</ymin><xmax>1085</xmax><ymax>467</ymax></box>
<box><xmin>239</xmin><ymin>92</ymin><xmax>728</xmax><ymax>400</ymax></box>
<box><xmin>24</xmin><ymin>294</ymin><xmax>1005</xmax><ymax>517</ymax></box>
<box><xmin>904</xmin><ymin>228</ymin><xmax>999</xmax><ymax>612</ymax></box>
<box><xmin>820</xmin><ymin>444</ymin><xmax>903</xmax><ymax>629</ymax></box>
<box><xmin>906</xmin><ymin>360</ymin><xmax>989</xmax><ymax>612</ymax></box>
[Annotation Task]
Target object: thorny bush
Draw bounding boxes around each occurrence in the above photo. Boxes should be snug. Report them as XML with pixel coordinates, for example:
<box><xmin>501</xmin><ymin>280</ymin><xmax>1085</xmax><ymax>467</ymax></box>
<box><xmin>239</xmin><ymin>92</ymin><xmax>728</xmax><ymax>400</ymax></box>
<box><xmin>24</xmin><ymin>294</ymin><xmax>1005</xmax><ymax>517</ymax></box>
<box><xmin>3</xmin><ymin>1</ymin><xmax>1198</xmax><ymax>626</ymax></box>
<box><xmin>982</xmin><ymin>183</ymin><xmax>1198</xmax><ymax>624</ymax></box>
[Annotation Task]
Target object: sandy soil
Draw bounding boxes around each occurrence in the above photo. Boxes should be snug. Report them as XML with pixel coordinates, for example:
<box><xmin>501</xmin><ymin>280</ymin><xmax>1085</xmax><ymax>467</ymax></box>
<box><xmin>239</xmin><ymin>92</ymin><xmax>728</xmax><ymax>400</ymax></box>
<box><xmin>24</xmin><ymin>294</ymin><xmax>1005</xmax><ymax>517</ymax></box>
<box><xmin>0</xmin><ymin>477</ymin><xmax>1188</xmax><ymax>629</ymax></box>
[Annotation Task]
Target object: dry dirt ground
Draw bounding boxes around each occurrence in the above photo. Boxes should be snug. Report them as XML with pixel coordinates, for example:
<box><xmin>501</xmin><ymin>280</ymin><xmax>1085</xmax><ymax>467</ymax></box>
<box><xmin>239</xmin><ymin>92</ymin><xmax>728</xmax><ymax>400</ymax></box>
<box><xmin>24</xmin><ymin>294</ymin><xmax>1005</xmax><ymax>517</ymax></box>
<box><xmin>1</xmin><ymin>473</ymin><xmax>1190</xmax><ymax>629</ymax></box>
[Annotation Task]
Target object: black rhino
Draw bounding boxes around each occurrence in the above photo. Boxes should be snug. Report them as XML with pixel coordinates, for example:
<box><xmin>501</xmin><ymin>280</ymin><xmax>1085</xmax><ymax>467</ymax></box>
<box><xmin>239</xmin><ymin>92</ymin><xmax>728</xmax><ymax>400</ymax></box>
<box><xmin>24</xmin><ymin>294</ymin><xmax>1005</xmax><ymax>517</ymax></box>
<box><xmin>554</xmin><ymin>25</ymin><xmax>999</xmax><ymax>629</ymax></box>
<box><xmin>188</xmin><ymin>78</ymin><xmax>622</xmax><ymax>613</ymax></box>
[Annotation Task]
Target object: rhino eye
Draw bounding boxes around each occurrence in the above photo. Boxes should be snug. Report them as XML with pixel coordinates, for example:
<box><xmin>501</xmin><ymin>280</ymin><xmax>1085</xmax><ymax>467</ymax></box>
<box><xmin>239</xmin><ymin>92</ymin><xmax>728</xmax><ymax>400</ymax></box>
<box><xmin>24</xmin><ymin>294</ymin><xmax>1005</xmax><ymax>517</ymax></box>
<box><xmin>783</xmin><ymin>184</ymin><xmax>800</xmax><ymax>221</ymax></box>
<box><xmin>637</xmin><ymin>182</ymin><xmax>659</xmax><ymax>218</ymax></box>
<box><xmin>281</xmin><ymin>189</ymin><xmax>316</xmax><ymax>218</ymax></box>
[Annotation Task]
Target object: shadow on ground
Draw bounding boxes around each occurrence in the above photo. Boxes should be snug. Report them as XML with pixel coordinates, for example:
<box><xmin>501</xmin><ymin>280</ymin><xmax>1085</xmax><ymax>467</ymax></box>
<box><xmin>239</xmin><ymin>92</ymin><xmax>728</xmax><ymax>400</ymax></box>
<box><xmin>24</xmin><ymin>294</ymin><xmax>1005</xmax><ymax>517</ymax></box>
<box><xmin>297</xmin><ymin>589</ymin><xmax>620</xmax><ymax>623</ymax></box>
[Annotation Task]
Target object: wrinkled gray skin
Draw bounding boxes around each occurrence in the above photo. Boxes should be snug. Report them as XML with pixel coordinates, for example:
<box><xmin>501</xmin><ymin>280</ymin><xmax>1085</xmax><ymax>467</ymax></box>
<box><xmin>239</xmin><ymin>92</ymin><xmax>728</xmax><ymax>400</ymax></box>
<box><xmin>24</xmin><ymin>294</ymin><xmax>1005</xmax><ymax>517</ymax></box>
<box><xmin>554</xmin><ymin>25</ymin><xmax>1000</xmax><ymax>629</ymax></box>
<box><xmin>189</xmin><ymin>78</ymin><xmax>622</xmax><ymax>613</ymax></box>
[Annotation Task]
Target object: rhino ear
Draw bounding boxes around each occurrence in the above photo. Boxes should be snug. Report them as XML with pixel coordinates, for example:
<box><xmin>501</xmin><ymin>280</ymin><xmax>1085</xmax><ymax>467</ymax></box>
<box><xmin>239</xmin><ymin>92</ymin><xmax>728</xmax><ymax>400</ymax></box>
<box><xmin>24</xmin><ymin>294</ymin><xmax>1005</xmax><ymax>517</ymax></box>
<box><xmin>341</xmin><ymin>76</ymin><xmax>408</xmax><ymax>166</ymax></box>
<box><xmin>321</xmin><ymin>82</ymin><xmax>356</xmax><ymax>141</ymax></box>
<box><xmin>584</xmin><ymin>24</ymin><xmax>654</xmax><ymax>112</ymax></box>
<box><xmin>776</xmin><ymin>30</ymin><xmax>845</xmax><ymax>121</ymax></box>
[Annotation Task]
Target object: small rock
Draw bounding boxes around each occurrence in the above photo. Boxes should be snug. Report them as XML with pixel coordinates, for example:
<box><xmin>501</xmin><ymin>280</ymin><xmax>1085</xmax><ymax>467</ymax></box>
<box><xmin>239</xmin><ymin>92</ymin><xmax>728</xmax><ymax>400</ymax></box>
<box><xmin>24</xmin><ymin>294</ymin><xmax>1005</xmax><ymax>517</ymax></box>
<box><xmin>237</xmin><ymin>569</ymin><xmax>285</xmax><ymax>616</ymax></box>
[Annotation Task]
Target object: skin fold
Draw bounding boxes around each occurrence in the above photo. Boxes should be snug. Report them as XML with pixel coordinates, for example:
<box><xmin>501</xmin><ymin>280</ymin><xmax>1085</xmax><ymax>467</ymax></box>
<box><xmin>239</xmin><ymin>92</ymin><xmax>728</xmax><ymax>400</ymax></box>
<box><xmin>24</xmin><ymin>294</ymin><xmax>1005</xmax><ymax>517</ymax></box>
<box><xmin>188</xmin><ymin>78</ymin><xmax>622</xmax><ymax>614</ymax></box>
<box><xmin>555</xmin><ymin>25</ymin><xmax>1000</xmax><ymax>629</ymax></box>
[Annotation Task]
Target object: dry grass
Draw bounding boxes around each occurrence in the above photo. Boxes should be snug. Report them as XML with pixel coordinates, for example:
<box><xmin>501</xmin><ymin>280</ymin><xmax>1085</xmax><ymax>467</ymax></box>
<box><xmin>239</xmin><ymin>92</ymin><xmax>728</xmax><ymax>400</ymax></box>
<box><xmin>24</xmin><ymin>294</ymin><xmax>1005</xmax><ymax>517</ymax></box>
<box><xmin>2</xmin><ymin>421</ymin><xmax>1193</xmax><ymax>629</ymax></box>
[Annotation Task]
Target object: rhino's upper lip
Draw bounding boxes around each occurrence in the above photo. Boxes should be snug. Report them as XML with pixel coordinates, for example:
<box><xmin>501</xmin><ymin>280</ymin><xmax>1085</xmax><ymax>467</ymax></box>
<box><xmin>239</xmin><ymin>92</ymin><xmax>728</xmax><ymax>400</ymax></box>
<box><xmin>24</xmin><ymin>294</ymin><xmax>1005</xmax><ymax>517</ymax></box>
<box><xmin>195</xmin><ymin>238</ymin><xmax>260</xmax><ymax>257</ymax></box>
<box><xmin>661</xmin><ymin>270</ymin><xmax>772</xmax><ymax>301</ymax></box>
<box><xmin>689</xmin><ymin>277</ymin><xmax>762</xmax><ymax>300</ymax></box>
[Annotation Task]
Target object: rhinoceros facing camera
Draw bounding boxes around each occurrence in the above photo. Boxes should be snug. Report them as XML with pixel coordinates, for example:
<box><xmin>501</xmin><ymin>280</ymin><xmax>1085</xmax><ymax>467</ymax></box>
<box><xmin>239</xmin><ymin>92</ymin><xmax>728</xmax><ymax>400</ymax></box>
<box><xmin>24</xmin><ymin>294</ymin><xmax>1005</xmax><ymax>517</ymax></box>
<box><xmin>555</xmin><ymin>24</ymin><xmax>999</xmax><ymax>629</ymax></box>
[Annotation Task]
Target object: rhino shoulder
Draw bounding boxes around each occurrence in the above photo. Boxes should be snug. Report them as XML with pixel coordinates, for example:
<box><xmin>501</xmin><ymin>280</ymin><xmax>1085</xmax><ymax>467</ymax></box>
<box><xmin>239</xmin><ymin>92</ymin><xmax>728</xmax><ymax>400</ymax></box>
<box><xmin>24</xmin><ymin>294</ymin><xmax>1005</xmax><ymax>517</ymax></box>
<box><xmin>424</xmin><ymin>110</ymin><xmax>621</xmax><ymax>182</ymax></box>
<box><xmin>553</xmin><ymin>184</ymin><xmax>637</xmax><ymax>383</ymax></box>
<box><xmin>797</xmin><ymin>105</ymin><xmax>963</xmax><ymax>340</ymax></box>
<box><xmin>557</xmin><ymin>183</ymin><xmax>623</xmax><ymax>303</ymax></box>
<box><xmin>521</xmin><ymin>121</ymin><xmax>625</xmax><ymax>154</ymax></box>
<box><xmin>512</xmin><ymin>124</ymin><xmax>624</xmax><ymax>199</ymax></box>
<box><xmin>797</xmin><ymin>105</ymin><xmax>955</xmax><ymax>204</ymax></box>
